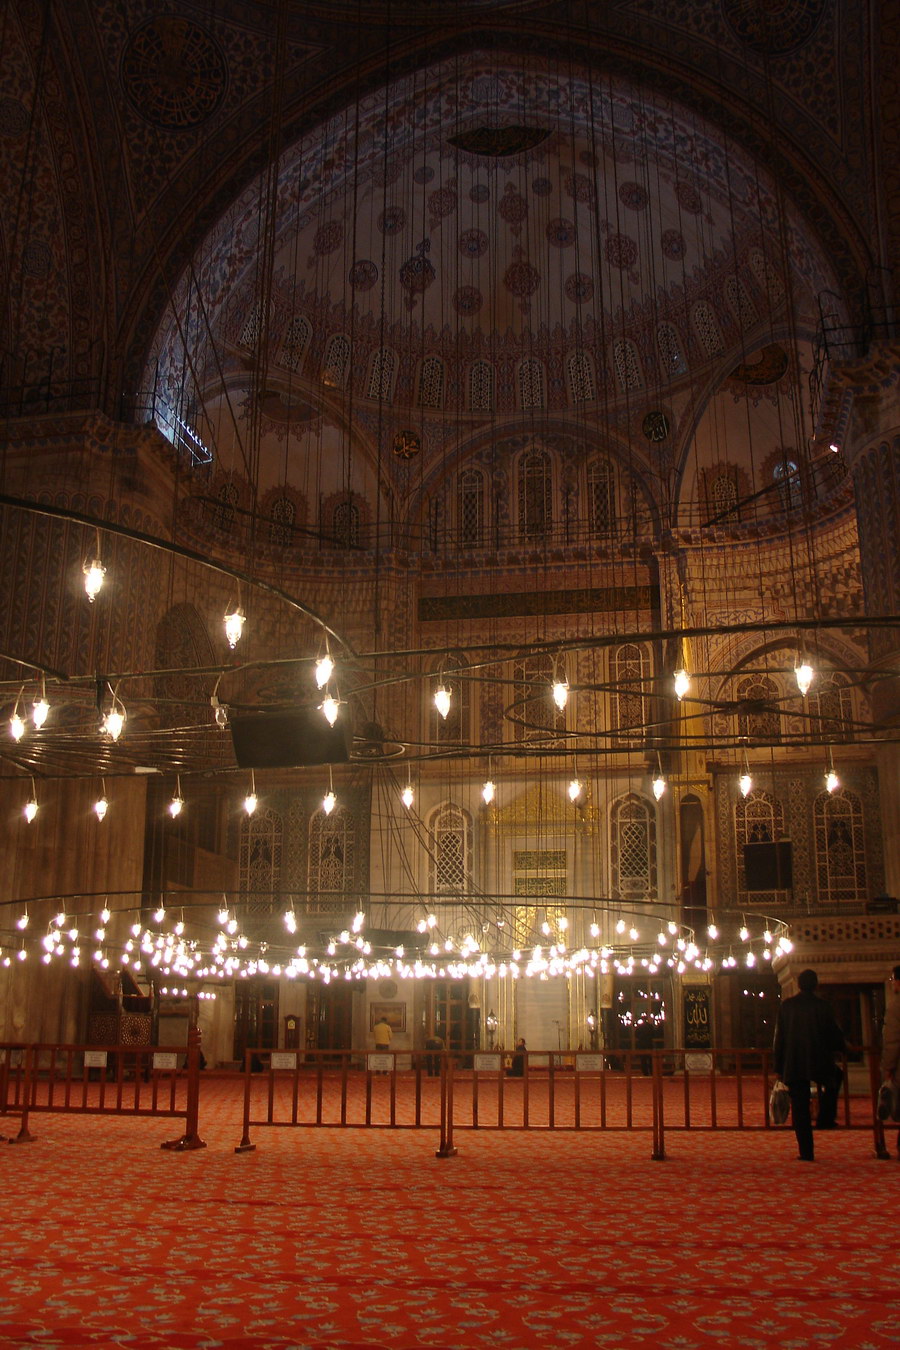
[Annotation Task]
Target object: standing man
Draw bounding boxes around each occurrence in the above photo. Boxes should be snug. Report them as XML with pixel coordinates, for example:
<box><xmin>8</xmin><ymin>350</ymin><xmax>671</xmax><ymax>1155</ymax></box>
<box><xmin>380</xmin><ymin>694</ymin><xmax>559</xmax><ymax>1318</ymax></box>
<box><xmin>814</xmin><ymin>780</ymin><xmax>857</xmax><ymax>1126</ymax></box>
<box><xmin>880</xmin><ymin>964</ymin><xmax>900</xmax><ymax>1152</ymax></box>
<box><xmin>773</xmin><ymin>968</ymin><xmax>846</xmax><ymax>1161</ymax></box>
<box><xmin>373</xmin><ymin>1014</ymin><xmax>393</xmax><ymax>1072</ymax></box>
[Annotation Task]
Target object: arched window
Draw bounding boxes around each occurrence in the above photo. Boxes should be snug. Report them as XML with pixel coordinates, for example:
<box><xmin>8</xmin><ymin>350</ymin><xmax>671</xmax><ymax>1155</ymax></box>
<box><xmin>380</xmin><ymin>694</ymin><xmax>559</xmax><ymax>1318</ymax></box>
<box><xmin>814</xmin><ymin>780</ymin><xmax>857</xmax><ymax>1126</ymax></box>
<box><xmin>814</xmin><ymin>789</ymin><xmax>867</xmax><ymax>905</ymax></box>
<box><xmin>469</xmin><ymin>360</ymin><xmax>494</xmax><ymax>411</ymax></box>
<box><xmin>691</xmin><ymin>302</ymin><xmax>724</xmax><ymax>357</ymax></box>
<box><xmin>332</xmin><ymin>498</ymin><xmax>360</xmax><ymax>549</ymax></box>
<box><xmin>240</xmin><ymin>807</ymin><xmax>283</xmax><ymax>912</ymax></box>
<box><xmin>418</xmin><ymin>356</ymin><xmax>445</xmax><ymax>409</ymax></box>
<box><xmin>724</xmin><ymin>276</ymin><xmax>758</xmax><ymax>329</ymax></box>
<box><xmin>748</xmin><ymin>248</ymin><xmax>785</xmax><ymax>304</ymax></box>
<box><xmin>323</xmin><ymin>335</ymin><xmax>351</xmax><ymax>389</ymax></box>
<box><xmin>612</xmin><ymin>643</ymin><xmax>648</xmax><ymax>739</ymax></box>
<box><xmin>808</xmin><ymin>673</ymin><xmax>853</xmax><ymax>742</ymax></box>
<box><xmin>736</xmin><ymin>674</ymin><xmax>781</xmax><ymax>742</ymax></box>
<box><xmin>214</xmin><ymin>482</ymin><xmax>239</xmax><ymax>533</ymax></box>
<box><xmin>457</xmin><ymin>467</ymin><xmax>484</xmax><ymax>548</ymax></box>
<box><xmin>709</xmin><ymin>472</ymin><xmax>739</xmax><ymax>518</ymax></box>
<box><xmin>735</xmin><ymin>790</ymin><xmax>785</xmax><ymax>895</ymax></box>
<box><xmin>430</xmin><ymin>655</ymin><xmax>469</xmax><ymax>745</ymax></box>
<box><xmin>567</xmin><ymin>351</ymin><xmax>595</xmax><ymax>403</ymax></box>
<box><xmin>518</xmin><ymin>449</ymin><xmax>552</xmax><ymax>539</ymax></box>
<box><xmin>239</xmin><ymin>303</ymin><xmax>261</xmax><ymax>349</ymax></box>
<box><xmin>587</xmin><ymin>459</ymin><xmax>616</xmax><ymax>536</ymax></box>
<box><xmin>773</xmin><ymin>457</ymin><xmax>801</xmax><ymax>511</ymax></box>
<box><xmin>612</xmin><ymin>339</ymin><xmax>643</xmax><ymax>391</ymax></box>
<box><xmin>268</xmin><ymin>495</ymin><xmax>295</xmax><ymax>547</ymax></box>
<box><xmin>518</xmin><ymin>358</ymin><xmax>545</xmax><ymax>410</ymax></box>
<box><xmin>308</xmin><ymin>805</ymin><xmax>355</xmax><ymax>911</ymax></box>
<box><xmin>368</xmin><ymin>347</ymin><xmax>396</xmax><ymax>402</ymax></box>
<box><xmin>656</xmin><ymin>322</ymin><xmax>687</xmax><ymax>375</ymax></box>
<box><xmin>279</xmin><ymin>315</ymin><xmax>312</xmax><ymax>371</ymax></box>
<box><xmin>610</xmin><ymin>794</ymin><xmax>657</xmax><ymax>899</ymax></box>
<box><xmin>429</xmin><ymin>803</ymin><xmax>472</xmax><ymax>895</ymax></box>
<box><xmin>513</xmin><ymin>651</ymin><xmax>565</xmax><ymax>743</ymax></box>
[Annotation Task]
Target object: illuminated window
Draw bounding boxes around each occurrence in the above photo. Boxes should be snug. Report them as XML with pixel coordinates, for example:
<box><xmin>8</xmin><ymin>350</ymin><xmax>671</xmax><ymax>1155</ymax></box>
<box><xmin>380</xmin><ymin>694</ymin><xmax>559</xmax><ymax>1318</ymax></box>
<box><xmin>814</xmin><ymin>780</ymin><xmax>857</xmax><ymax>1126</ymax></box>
<box><xmin>308</xmin><ymin>805</ymin><xmax>355</xmax><ymax>912</ymax></box>
<box><xmin>587</xmin><ymin>460</ymin><xmax>616</xmax><ymax>536</ymax></box>
<box><xmin>611</xmin><ymin>794</ymin><xmax>657</xmax><ymax>898</ymax></box>
<box><xmin>418</xmin><ymin>356</ymin><xmax>445</xmax><ymax>409</ymax></box>
<box><xmin>429</xmin><ymin>804</ymin><xmax>472</xmax><ymax>895</ymax></box>
<box><xmin>814</xmin><ymin>790</ymin><xmax>867</xmax><ymax>905</ymax></box>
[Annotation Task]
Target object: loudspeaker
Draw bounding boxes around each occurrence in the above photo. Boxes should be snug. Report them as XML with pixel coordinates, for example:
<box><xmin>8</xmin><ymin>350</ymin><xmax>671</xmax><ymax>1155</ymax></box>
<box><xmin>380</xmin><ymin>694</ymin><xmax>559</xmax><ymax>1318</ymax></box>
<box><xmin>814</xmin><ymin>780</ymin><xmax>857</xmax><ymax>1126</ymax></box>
<box><xmin>743</xmin><ymin>840</ymin><xmax>793</xmax><ymax>891</ymax></box>
<box><xmin>230</xmin><ymin>706</ymin><xmax>352</xmax><ymax>768</ymax></box>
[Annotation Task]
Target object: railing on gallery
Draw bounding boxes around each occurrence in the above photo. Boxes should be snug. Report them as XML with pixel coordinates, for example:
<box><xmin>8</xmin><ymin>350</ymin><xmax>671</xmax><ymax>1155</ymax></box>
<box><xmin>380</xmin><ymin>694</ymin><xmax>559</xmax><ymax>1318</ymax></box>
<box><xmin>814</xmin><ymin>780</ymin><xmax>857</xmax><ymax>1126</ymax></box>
<box><xmin>232</xmin><ymin>1045</ymin><xmax>886</xmax><ymax>1161</ymax></box>
<box><xmin>0</xmin><ymin>1026</ymin><xmax>206</xmax><ymax>1151</ymax></box>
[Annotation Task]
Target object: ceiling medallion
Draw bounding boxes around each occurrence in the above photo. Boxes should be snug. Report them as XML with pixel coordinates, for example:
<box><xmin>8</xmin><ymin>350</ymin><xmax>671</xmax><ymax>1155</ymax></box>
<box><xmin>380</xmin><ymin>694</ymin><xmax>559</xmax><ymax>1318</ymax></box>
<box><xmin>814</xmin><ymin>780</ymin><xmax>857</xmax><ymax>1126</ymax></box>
<box><xmin>393</xmin><ymin>430</ymin><xmax>421</xmax><ymax>460</ymax></box>
<box><xmin>121</xmin><ymin>17</ymin><xmax>227</xmax><ymax>129</ymax></box>
<box><xmin>448</xmin><ymin>126</ymin><xmax>551</xmax><ymax>157</ymax></box>
<box><xmin>721</xmin><ymin>0</ymin><xmax>826</xmax><ymax>55</ymax></box>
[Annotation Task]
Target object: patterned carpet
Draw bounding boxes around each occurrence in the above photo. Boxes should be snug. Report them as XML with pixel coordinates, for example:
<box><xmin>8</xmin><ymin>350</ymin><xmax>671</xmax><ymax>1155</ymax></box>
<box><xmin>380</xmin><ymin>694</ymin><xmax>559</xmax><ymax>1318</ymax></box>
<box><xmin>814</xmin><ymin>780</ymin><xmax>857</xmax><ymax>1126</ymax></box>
<box><xmin>1</xmin><ymin>1078</ymin><xmax>897</xmax><ymax>1349</ymax></box>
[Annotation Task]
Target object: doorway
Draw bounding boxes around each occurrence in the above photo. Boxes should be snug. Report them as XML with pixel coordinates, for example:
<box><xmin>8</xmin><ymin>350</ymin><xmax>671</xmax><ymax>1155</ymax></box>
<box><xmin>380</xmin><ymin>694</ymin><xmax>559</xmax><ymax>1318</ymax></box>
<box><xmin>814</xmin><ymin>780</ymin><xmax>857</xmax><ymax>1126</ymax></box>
<box><xmin>233</xmin><ymin>979</ymin><xmax>279</xmax><ymax>1062</ymax></box>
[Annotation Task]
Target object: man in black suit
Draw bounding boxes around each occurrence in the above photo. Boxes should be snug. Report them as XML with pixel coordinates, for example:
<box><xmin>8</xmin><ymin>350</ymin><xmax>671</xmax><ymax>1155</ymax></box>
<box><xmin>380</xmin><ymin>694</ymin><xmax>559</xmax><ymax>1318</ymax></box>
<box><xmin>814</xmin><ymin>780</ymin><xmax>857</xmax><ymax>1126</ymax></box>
<box><xmin>773</xmin><ymin>968</ymin><xmax>846</xmax><ymax>1161</ymax></box>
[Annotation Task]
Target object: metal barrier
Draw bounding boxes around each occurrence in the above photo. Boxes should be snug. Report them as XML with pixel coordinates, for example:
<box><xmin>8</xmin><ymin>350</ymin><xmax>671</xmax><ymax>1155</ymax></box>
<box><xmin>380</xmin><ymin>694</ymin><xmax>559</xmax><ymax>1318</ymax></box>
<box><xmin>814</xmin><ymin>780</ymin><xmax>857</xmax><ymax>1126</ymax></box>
<box><xmin>232</xmin><ymin>1045</ymin><xmax>887</xmax><ymax>1160</ymax></box>
<box><xmin>0</xmin><ymin>1026</ymin><xmax>205</xmax><ymax>1151</ymax></box>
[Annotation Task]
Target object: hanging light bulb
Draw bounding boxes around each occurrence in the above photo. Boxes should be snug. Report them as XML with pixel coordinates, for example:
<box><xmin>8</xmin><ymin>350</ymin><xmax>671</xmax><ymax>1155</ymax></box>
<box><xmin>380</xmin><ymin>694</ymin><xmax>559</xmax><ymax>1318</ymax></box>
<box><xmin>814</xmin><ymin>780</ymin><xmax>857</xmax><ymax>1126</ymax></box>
<box><xmin>433</xmin><ymin>684</ymin><xmax>452</xmax><ymax>720</ymax></box>
<box><xmin>102</xmin><ymin>686</ymin><xmax>126</xmax><ymax>741</ymax></box>
<box><xmin>568</xmin><ymin>777</ymin><xmax>583</xmax><ymax>803</ymax></box>
<box><xmin>401</xmin><ymin>783</ymin><xmax>414</xmax><ymax>809</ymax></box>
<box><xmin>825</xmin><ymin>765</ymin><xmax>840</xmax><ymax>794</ymax></box>
<box><xmin>168</xmin><ymin>777</ymin><xmax>184</xmax><ymax>818</ymax></box>
<box><xmin>9</xmin><ymin>701</ymin><xmax>25</xmax><ymax>742</ymax></box>
<box><xmin>83</xmin><ymin>558</ymin><xmax>106</xmax><ymax>602</ymax></box>
<box><xmin>794</xmin><ymin>661</ymin><xmax>814</xmax><ymax>697</ymax></box>
<box><xmin>320</xmin><ymin>695</ymin><xmax>340</xmax><ymax>726</ymax></box>
<box><xmin>94</xmin><ymin>785</ymin><xmax>109</xmax><ymax>822</ymax></box>
<box><xmin>32</xmin><ymin>679</ymin><xmax>49</xmax><ymax>730</ymax></box>
<box><xmin>322</xmin><ymin>789</ymin><xmax>336</xmax><ymax>816</ymax></box>
<box><xmin>244</xmin><ymin>772</ymin><xmax>258</xmax><ymax>816</ymax></box>
<box><xmin>673</xmin><ymin>668</ymin><xmax>691</xmax><ymax>701</ymax></box>
<box><xmin>739</xmin><ymin>768</ymin><xmax>753</xmax><ymax>798</ymax></box>
<box><xmin>551</xmin><ymin>668</ymin><xmax>569</xmax><ymax>711</ymax></box>
<box><xmin>652</xmin><ymin>773</ymin><xmax>666</xmax><ymax>801</ymax></box>
<box><xmin>224</xmin><ymin>604</ymin><xmax>246</xmax><ymax>649</ymax></box>
<box><xmin>315</xmin><ymin>653</ymin><xmax>334</xmax><ymax>689</ymax></box>
<box><xmin>24</xmin><ymin>789</ymin><xmax>39</xmax><ymax>824</ymax></box>
<box><xmin>482</xmin><ymin>779</ymin><xmax>496</xmax><ymax>805</ymax></box>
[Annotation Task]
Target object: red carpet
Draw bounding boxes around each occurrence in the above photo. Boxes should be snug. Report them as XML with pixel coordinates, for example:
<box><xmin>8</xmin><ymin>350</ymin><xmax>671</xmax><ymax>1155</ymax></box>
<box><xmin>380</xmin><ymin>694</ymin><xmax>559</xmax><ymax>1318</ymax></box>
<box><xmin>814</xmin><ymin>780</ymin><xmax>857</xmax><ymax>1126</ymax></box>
<box><xmin>1</xmin><ymin>1079</ymin><xmax>897</xmax><ymax>1349</ymax></box>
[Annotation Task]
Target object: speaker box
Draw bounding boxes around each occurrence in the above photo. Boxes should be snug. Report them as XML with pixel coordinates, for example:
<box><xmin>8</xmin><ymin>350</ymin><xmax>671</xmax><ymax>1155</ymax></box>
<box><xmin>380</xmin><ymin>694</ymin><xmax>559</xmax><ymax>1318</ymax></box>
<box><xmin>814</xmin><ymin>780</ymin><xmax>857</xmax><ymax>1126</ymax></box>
<box><xmin>230</xmin><ymin>707</ymin><xmax>352</xmax><ymax>768</ymax></box>
<box><xmin>743</xmin><ymin>840</ymin><xmax>793</xmax><ymax>891</ymax></box>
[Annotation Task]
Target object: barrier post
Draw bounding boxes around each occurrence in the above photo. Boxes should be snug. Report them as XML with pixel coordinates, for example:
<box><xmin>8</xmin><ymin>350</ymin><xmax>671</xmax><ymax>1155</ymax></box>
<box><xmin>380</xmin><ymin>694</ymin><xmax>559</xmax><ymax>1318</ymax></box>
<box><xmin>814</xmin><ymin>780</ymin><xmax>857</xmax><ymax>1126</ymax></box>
<box><xmin>235</xmin><ymin>1050</ymin><xmax>256</xmax><ymax>1153</ymax></box>
<box><xmin>161</xmin><ymin>1024</ymin><xmax>206</xmax><ymax>1151</ymax></box>
<box><xmin>871</xmin><ymin>1047</ymin><xmax>891</xmax><ymax>1160</ymax></box>
<box><xmin>9</xmin><ymin>1045</ymin><xmax>37</xmax><ymax>1144</ymax></box>
<box><xmin>436</xmin><ymin>1055</ymin><xmax>457</xmax><ymax>1157</ymax></box>
<box><xmin>651</xmin><ymin>1052</ymin><xmax>666</xmax><ymax>1160</ymax></box>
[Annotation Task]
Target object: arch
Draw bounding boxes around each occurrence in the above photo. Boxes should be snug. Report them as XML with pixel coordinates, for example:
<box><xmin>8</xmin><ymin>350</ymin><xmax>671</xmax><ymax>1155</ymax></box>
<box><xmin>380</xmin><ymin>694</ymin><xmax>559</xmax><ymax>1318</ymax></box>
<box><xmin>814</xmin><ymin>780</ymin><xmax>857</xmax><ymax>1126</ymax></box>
<box><xmin>656</xmin><ymin>322</ymin><xmax>687</xmax><ymax>375</ymax></box>
<box><xmin>567</xmin><ymin>350</ymin><xmax>595</xmax><ymax>404</ymax></box>
<box><xmin>268</xmin><ymin>494</ymin><xmax>296</xmax><ymax>548</ymax></box>
<box><xmin>735</xmin><ymin>790</ymin><xmax>786</xmax><ymax>897</ymax></box>
<box><xmin>736</xmin><ymin>673</ymin><xmax>782</xmax><ymax>742</ymax></box>
<box><xmin>322</xmin><ymin>334</ymin><xmax>351</xmax><ymax>389</ymax></box>
<box><xmin>612</xmin><ymin>339</ymin><xmax>643</xmax><ymax>391</ymax></box>
<box><xmin>808</xmin><ymin>672</ymin><xmax>853</xmax><ymax>742</ymax></box>
<box><xmin>367</xmin><ymin>347</ymin><xmax>397</xmax><ymax>402</ymax></box>
<box><xmin>240</xmin><ymin>806</ymin><xmax>283</xmax><ymax>910</ymax></box>
<box><xmin>691</xmin><ymin>301</ymin><xmax>724</xmax><ymax>357</ymax></box>
<box><xmin>612</xmin><ymin>642</ymin><xmax>648</xmax><ymax>739</ymax></box>
<box><xmin>279</xmin><ymin>314</ymin><xmax>312</xmax><ymax>372</ymax></box>
<box><xmin>513</xmin><ymin>649</ymin><xmax>565</xmax><ymax>743</ymax></box>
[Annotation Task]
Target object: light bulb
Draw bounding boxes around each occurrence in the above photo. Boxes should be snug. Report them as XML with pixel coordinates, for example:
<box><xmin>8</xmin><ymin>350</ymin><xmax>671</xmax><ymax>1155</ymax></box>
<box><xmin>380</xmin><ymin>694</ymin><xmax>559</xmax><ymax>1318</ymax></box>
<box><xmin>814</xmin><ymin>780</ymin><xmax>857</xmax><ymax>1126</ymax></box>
<box><xmin>673</xmin><ymin>668</ymin><xmax>691</xmax><ymax>701</ymax></box>
<box><xmin>24</xmin><ymin>797</ymin><xmax>38</xmax><ymax>823</ymax></box>
<box><xmin>103</xmin><ymin>707</ymin><xmax>125</xmax><ymax>741</ymax></box>
<box><xmin>154</xmin><ymin>907</ymin><xmax>166</xmax><ymax>923</ymax></box>
<box><xmin>707</xmin><ymin>923</ymin><xmax>719</xmax><ymax>940</ymax></box>
<box><xmin>224</xmin><ymin>606</ymin><xmax>246</xmax><ymax>649</ymax></box>
<box><xmin>322</xmin><ymin>790</ymin><xmax>336</xmax><ymax>815</ymax></box>
<box><xmin>739</xmin><ymin>925</ymin><xmax>749</xmax><ymax>942</ymax></box>
<box><xmin>16</xmin><ymin>914</ymin><xmax>29</xmax><ymax>930</ymax></box>
<box><xmin>482</xmin><ymin>779</ymin><xmax>496</xmax><ymax>805</ymax></box>
<box><xmin>552</xmin><ymin>678</ymin><xmax>569</xmax><ymax>711</ymax></box>
<box><xmin>214</xmin><ymin>703</ymin><xmax>228</xmax><ymax>728</ymax></box>
<box><xmin>401</xmin><ymin>784</ymin><xmax>414</xmax><ymax>809</ymax></box>
<box><xmin>168</xmin><ymin>794</ymin><xmax>183</xmax><ymax>818</ymax></box>
<box><xmin>652</xmin><ymin>774</ymin><xmax>666</xmax><ymax>801</ymax></box>
<box><xmin>94</xmin><ymin>795</ymin><xmax>109</xmax><ymax>822</ymax></box>
<box><xmin>829</xmin><ymin>441</ymin><xmax>840</xmax><ymax>454</ymax></box>
<box><xmin>32</xmin><ymin>697</ymin><xmax>49</xmax><ymax>729</ymax></box>
<box><xmin>9</xmin><ymin>710</ymin><xmax>25</xmax><ymax>741</ymax></box>
<box><xmin>321</xmin><ymin>696</ymin><xmax>339</xmax><ymax>726</ymax></box>
<box><xmin>568</xmin><ymin>777</ymin><xmax>583</xmax><ymax>803</ymax></box>
<box><xmin>795</xmin><ymin>662</ymin><xmax>814</xmax><ymax>697</ymax></box>
<box><xmin>434</xmin><ymin>685</ymin><xmax>451</xmax><ymax>720</ymax></box>
<box><xmin>825</xmin><ymin>767</ymin><xmax>840</xmax><ymax>794</ymax></box>
<box><xmin>244</xmin><ymin>791</ymin><xmax>258</xmax><ymax>816</ymax></box>
<box><xmin>739</xmin><ymin>771</ymin><xmax>753</xmax><ymax>798</ymax></box>
<box><xmin>83</xmin><ymin>559</ymin><xmax>105</xmax><ymax>602</ymax></box>
<box><xmin>315</xmin><ymin>654</ymin><xmax>334</xmax><ymax>689</ymax></box>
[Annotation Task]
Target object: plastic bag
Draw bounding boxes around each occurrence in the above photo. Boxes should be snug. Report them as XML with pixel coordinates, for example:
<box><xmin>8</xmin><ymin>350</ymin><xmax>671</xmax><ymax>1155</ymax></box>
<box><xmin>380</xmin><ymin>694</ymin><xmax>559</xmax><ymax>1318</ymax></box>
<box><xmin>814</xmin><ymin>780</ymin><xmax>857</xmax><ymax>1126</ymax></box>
<box><xmin>769</xmin><ymin>1079</ymin><xmax>790</xmax><ymax>1125</ymax></box>
<box><xmin>877</xmin><ymin>1081</ymin><xmax>899</xmax><ymax>1122</ymax></box>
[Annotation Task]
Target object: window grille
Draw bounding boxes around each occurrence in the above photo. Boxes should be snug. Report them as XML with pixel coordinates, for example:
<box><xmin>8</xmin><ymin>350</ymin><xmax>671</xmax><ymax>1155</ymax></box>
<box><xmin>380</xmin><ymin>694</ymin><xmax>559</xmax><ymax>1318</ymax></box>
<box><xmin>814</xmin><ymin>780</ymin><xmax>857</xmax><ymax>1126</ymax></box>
<box><xmin>735</xmin><ymin>790</ymin><xmax>785</xmax><ymax>898</ymax></box>
<box><xmin>691</xmin><ymin>302</ymin><xmax>724</xmax><ymax>357</ymax></box>
<box><xmin>518</xmin><ymin>358</ymin><xmax>545</xmax><ymax>409</ymax></box>
<box><xmin>332</xmin><ymin>499</ymin><xmax>360</xmax><ymax>549</ymax></box>
<box><xmin>323</xmin><ymin>335</ymin><xmax>350</xmax><ymax>388</ymax></box>
<box><xmin>612</xmin><ymin>339</ymin><xmax>643</xmax><ymax>390</ymax></box>
<box><xmin>418</xmin><ymin>356</ymin><xmax>445</xmax><ymax>409</ymax></box>
<box><xmin>587</xmin><ymin>460</ymin><xmax>616</xmax><ymax>536</ymax></box>
<box><xmin>724</xmin><ymin>276</ymin><xmax>758</xmax><ymax>329</ymax></box>
<box><xmin>279</xmin><ymin>315</ymin><xmax>312</xmax><ymax>372</ymax></box>
<box><xmin>748</xmin><ymin>248</ymin><xmax>785</xmax><ymax>303</ymax></box>
<box><xmin>268</xmin><ymin>495</ymin><xmax>295</xmax><ymax>548</ymax></box>
<box><xmin>611</xmin><ymin>794</ymin><xmax>657</xmax><ymax>898</ymax></box>
<box><xmin>710</xmin><ymin>473</ymin><xmax>738</xmax><ymax>517</ymax></box>
<box><xmin>613</xmin><ymin>643</ymin><xmax>647</xmax><ymax>737</ymax></box>
<box><xmin>469</xmin><ymin>361</ymin><xmax>494</xmax><ymax>411</ymax></box>
<box><xmin>368</xmin><ymin>348</ymin><xmax>396</xmax><ymax>402</ymax></box>
<box><xmin>656</xmin><ymin>322</ymin><xmax>687</xmax><ymax>374</ymax></box>
<box><xmin>239</xmin><ymin>304</ymin><xmax>261</xmax><ymax>348</ymax></box>
<box><xmin>518</xmin><ymin>450</ymin><xmax>552</xmax><ymax>539</ymax></box>
<box><xmin>814</xmin><ymin>789</ymin><xmax>866</xmax><ymax>905</ymax></box>
<box><xmin>308</xmin><ymin>806</ymin><xmax>355</xmax><ymax>911</ymax></box>
<box><xmin>214</xmin><ymin>482</ymin><xmax>239</xmax><ymax>533</ymax></box>
<box><xmin>808</xmin><ymin>674</ymin><xmax>852</xmax><ymax>742</ymax></box>
<box><xmin>430</xmin><ymin>804</ymin><xmax>472</xmax><ymax>895</ymax></box>
<box><xmin>773</xmin><ymin>458</ymin><xmax>801</xmax><ymax>511</ymax></box>
<box><xmin>567</xmin><ymin>351</ymin><xmax>595</xmax><ymax>403</ymax></box>
<box><xmin>513</xmin><ymin>651</ymin><xmax>565</xmax><ymax>743</ymax></box>
<box><xmin>239</xmin><ymin>808</ymin><xmax>283</xmax><ymax>912</ymax></box>
<box><xmin>736</xmin><ymin>674</ymin><xmax>781</xmax><ymax>741</ymax></box>
<box><xmin>458</xmin><ymin>468</ymin><xmax>484</xmax><ymax>547</ymax></box>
